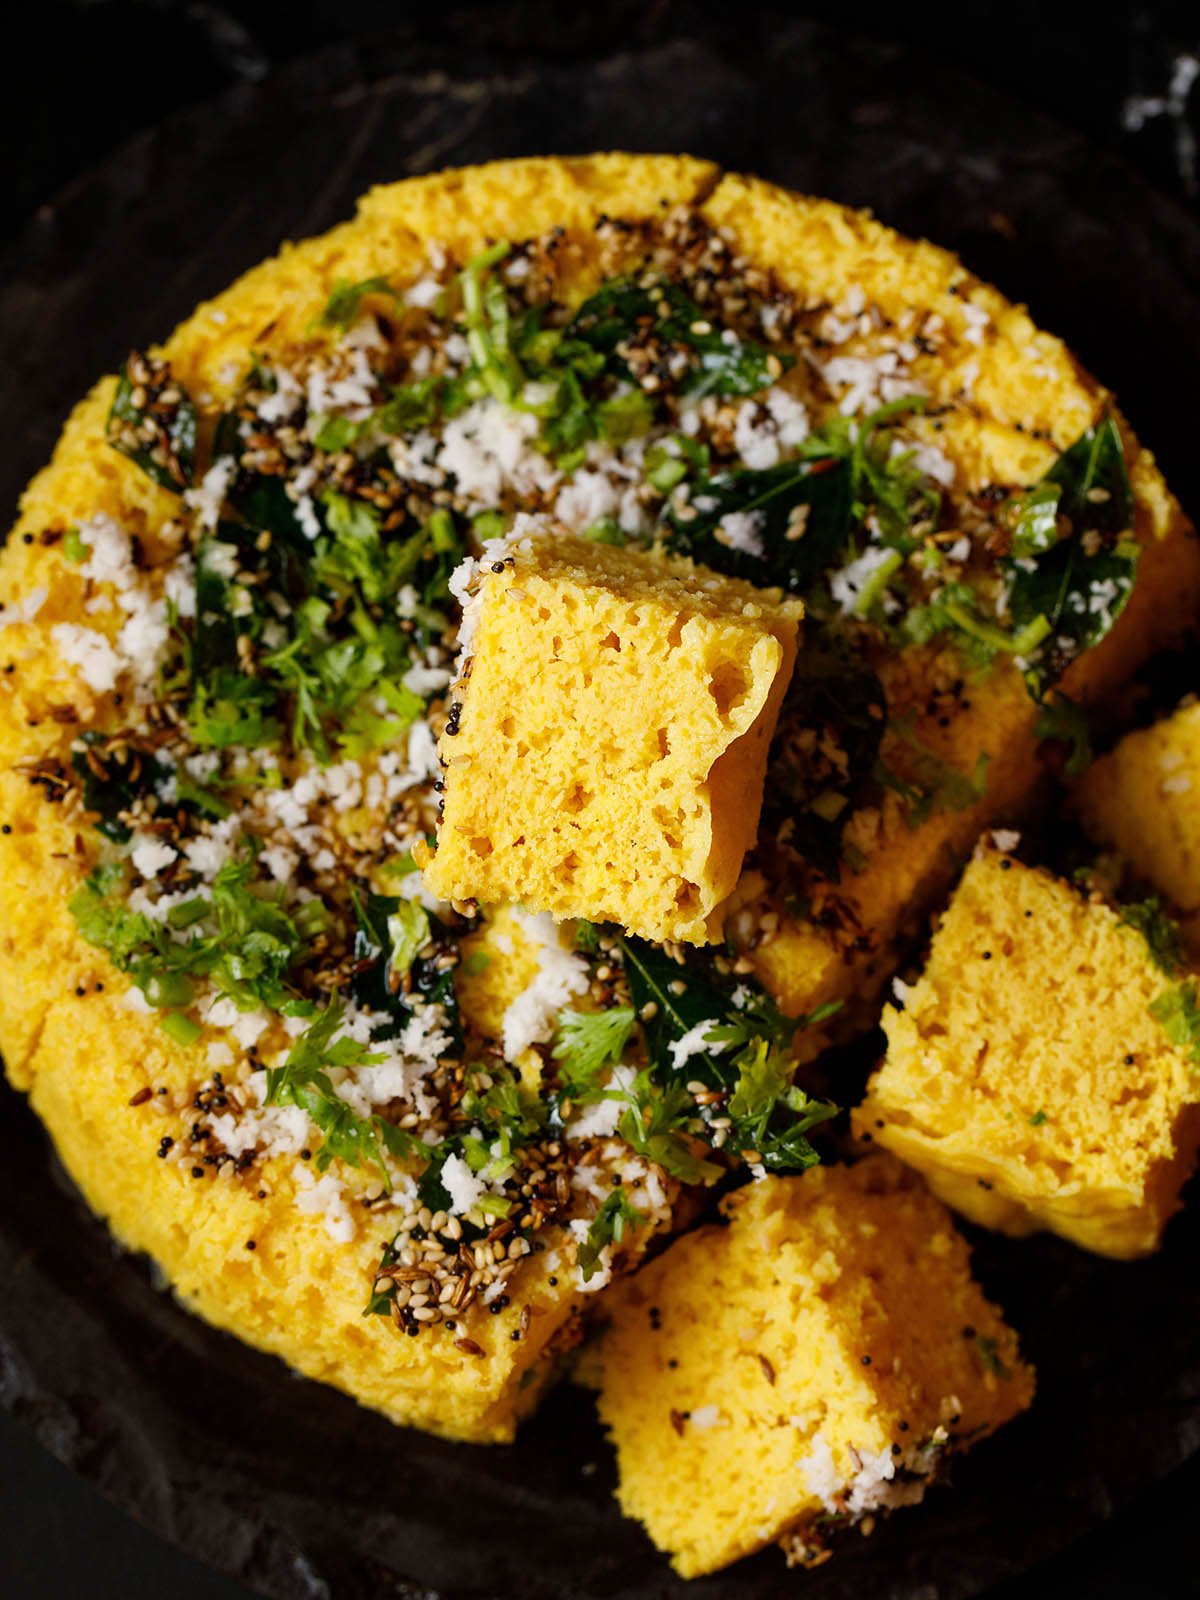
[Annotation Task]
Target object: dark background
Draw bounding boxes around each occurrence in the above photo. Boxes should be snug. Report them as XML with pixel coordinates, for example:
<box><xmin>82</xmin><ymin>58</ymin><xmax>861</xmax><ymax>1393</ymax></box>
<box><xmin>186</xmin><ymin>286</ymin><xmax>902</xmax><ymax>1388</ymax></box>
<box><xmin>3</xmin><ymin>2</ymin><xmax>1200</xmax><ymax>1596</ymax></box>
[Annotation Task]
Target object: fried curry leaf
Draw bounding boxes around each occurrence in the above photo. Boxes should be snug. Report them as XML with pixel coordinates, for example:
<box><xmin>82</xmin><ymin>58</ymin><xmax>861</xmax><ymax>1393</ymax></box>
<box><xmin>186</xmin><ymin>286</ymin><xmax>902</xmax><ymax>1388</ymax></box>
<box><xmin>350</xmin><ymin>892</ymin><xmax>462</xmax><ymax>1049</ymax></box>
<box><xmin>107</xmin><ymin>356</ymin><xmax>197</xmax><ymax>491</ymax></box>
<box><xmin>567</xmin><ymin>277</ymin><xmax>785</xmax><ymax>399</ymax></box>
<box><xmin>659</xmin><ymin>398</ymin><xmax>936</xmax><ymax>597</ymax></box>
<box><xmin>662</xmin><ymin>456</ymin><xmax>854</xmax><ymax>594</ymax></box>
<box><xmin>70</xmin><ymin>734</ymin><xmax>167</xmax><ymax>844</ymax></box>
<box><xmin>1120</xmin><ymin>897</ymin><xmax>1187</xmax><ymax>978</ymax></box>
<box><xmin>616</xmin><ymin>937</ymin><xmax>840</xmax><ymax>1176</ymax></box>
<box><xmin>1042</xmin><ymin>415</ymin><xmax>1134</xmax><ymax>538</ymax></box>
<box><xmin>1000</xmin><ymin>417</ymin><xmax>1137</xmax><ymax>697</ymax></box>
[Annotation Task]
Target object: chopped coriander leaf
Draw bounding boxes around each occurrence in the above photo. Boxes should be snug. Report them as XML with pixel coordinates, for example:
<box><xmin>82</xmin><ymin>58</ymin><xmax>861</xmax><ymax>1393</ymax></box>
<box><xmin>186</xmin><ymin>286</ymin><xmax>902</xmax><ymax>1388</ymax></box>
<box><xmin>576</xmin><ymin>1188</ymin><xmax>646</xmax><ymax>1283</ymax></box>
<box><xmin>319</xmin><ymin>275</ymin><xmax>400</xmax><ymax>330</ymax></box>
<box><xmin>900</xmin><ymin>582</ymin><xmax>1001</xmax><ymax>670</ymax></box>
<box><xmin>318</xmin><ymin>493</ymin><xmax>400</xmax><ymax>604</ymax></box>
<box><xmin>205</xmin><ymin>852</ymin><xmax>308</xmax><ymax>1009</ymax></box>
<box><xmin>876</xmin><ymin>720</ymin><xmax>990</xmax><ymax>830</ymax></box>
<box><xmin>1034</xmin><ymin>693</ymin><xmax>1092</xmax><ymax>778</ymax></box>
<box><xmin>615</xmin><ymin>1072</ymin><xmax>722</xmax><ymax>1184</ymax></box>
<box><xmin>188</xmin><ymin>675</ymin><xmax>282</xmax><ymax>750</ymax></box>
<box><xmin>159</xmin><ymin>1011</ymin><xmax>203</xmax><ymax>1047</ymax></box>
<box><xmin>725</xmin><ymin>1039</ymin><xmax>838</xmax><ymax>1172</ymax></box>
<box><xmin>616</xmin><ymin>937</ymin><xmax>839</xmax><ymax>1176</ymax></box>
<box><xmin>938</xmin><ymin>596</ymin><xmax>1052</xmax><ymax>659</ymax></box>
<box><xmin>1149</xmin><ymin>980</ymin><xmax>1200</xmax><ymax>1067</ymax></box>
<box><xmin>376</xmin><ymin>374</ymin><xmax>445</xmax><ymax>435</ymax></box>
<box><xmin>312</xmin><ymin>413</ymin><xmax>359</xmax><ymax>453</ymax></box>
<box><xmin>62</xmin><ymin>527</ymin><xmax>89</xmax><ymax>563</ymax></box>
<box><xmin>70</xmin><ymin>845</ymin><xmax>311</xmax><ymax>1016</ymax></box>
<box><xmin>1120</xmin><ymin>898</ymin><xmax>1187</xmax><ymax>978</ymax></box>
<box><xmin>595</xmin><ymin>388</ymin><xmax>654</xmax><ymax>444</ymax></box>
<box><xmin>973</xmin><ymin>1334</ymin><xmax>1013</xmax><ymax>1380</ymax></box>
<box><xmin>174</xmin><ymin>777</ymin><xmax>234</xmax><ymax>820</ymax></box>
<box><xmin>831</xmin><ymin>397</ymin><xmax>941</xmax><ymax>548</ymax></box>
<box><xmin>583</xmin><ymin>516</ymin><xmax>627</xmax><ymax>546</ymax></box>
<box><xmin>707</xmin><ymin>994</ymin><xmax>841</xmax><ymax>1056</ymax></box>
<box><xmin>70</xmin><ymin>864</ymin><xmax>167</xmax><ymax>967</ymax></box>
<box><xmin>552</xmin><ymin>1005</ymin><xmax>636</xmax><ymax>1094</ymax></box>
<box><xmin>461</xmin><ymin>1067</ymin><xmax>548</xmax><ymax>1145</ymax></box>
<box><xmin>264</xmin><ymin>999</ymin><xmax>430</xmax><ymax>1187</ymax></box>
<box><xmin>1028</xmin><ymin>1110</ymin><xmax>1048</xmax><ymax>1126</ymax></box>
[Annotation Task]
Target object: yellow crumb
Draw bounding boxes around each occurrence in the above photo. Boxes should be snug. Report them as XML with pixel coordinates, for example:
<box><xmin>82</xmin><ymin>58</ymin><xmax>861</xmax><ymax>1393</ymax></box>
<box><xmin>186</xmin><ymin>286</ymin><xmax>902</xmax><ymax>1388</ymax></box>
<box><xmin>856</xmin><ymin>845</ymin><xmax>1200</xmax><ymax>1257</ymax></box>
<box><xmin>426</xmin><ymin>530</ymin><xmax>801</xmax><ymax>943</ymax></box>
<box><xmin>594</xmin><ymin>1155</ymin><xmax>1032</xmax><ymax>1578</ymax></box>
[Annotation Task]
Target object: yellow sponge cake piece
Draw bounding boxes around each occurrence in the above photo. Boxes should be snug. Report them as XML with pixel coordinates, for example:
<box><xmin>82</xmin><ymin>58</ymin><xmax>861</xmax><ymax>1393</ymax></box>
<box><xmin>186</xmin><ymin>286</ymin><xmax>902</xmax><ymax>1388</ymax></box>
<box><xmin>594</xmin><ymin>1155</ymin><xmax>1032</xmax><ymax>1578</ymax></box>
<box><xmin>1073</xmin><ymin>699</ymin><xmax>1200</xmax><ymax>956</ymax></box>
<box><xmin>856</xmin><ymin>845</ymin><xmax>1200</xmax><ymax>1257</ymax></box>
<box><xmin>425</xmin><ymin>527</ymin><xmax>802</xmax><ymax>943</ymax></box>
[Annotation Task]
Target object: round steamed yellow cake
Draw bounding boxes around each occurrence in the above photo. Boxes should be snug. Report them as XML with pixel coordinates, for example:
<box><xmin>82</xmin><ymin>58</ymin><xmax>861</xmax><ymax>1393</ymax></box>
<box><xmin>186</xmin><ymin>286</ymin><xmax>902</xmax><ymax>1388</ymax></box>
<box><xmin>0</xmin><ymin>154</ymin><xmax>1194</xmax><ymax>1454</ymax></box>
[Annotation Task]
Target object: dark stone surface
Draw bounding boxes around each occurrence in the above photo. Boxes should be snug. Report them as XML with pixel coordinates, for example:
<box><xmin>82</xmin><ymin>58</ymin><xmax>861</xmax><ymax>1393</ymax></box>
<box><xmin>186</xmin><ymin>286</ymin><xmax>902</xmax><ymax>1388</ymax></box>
<box><xmin>3</xmin><ymin>12</ymin><xmax>1200</xmax><ymax>1599</ymax></box>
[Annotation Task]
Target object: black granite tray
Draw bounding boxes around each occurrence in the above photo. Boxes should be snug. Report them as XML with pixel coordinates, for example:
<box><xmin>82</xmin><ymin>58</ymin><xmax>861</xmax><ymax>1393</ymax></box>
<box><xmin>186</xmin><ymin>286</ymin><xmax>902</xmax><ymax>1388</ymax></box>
<box><xmin>2</xmin><ymin>21</ymin><xmax>1199</xmax><ymax>1600</ymax></box>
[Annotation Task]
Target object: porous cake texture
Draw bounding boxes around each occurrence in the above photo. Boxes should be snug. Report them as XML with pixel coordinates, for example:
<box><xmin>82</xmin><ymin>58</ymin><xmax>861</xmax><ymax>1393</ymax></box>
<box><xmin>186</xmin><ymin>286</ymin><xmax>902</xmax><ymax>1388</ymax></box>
<box><xmin>856</xmin><ymin>844</ymin><xmax>1200</xmax><ymax>1257</ymax></box>
<box><xmin>594</xmin><ymin>1156</ymin><xmax>1032</xmax><ymax>1577</ymax></box>
<box><xmin>1073</xmin><ymin>698</ymin><xmax>1200</xmax><ymax>956</ymax></box>
<box><xmin>425</xmin><ymin>528</ymin><xmax>802</xmax><ymax>943</ymax></box>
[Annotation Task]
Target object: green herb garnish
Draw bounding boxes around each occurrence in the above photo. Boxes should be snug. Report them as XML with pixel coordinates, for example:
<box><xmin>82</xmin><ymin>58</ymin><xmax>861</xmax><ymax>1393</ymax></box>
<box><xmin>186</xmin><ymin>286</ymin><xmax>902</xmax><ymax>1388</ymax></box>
<box><xmin>1120</xmin><ymin>897</ymin><xmax>1187</xmax><ymax>977</ymax></box>
<box><xmin>319</xmin><ymin>275</ymin><xmax>401</xmax><ymax>331</ymax></box>
<box><xmin>1034</xmin><ymin>693</ymin><xmax>1093</xmax><ymax>777</ymax></box>
<box><xmin>106</xmin><ymin>354</ymin><xmax>196</xmax><ymax>491</ymax></box>
<box><xmin>553</xmin><ymin>1005</ymin><xmax>637</xmax><ymax>1094</ymax></box>
<box><xmin>576</xmin><ymin>1188</ymin><xmax>646</xmax><ymax>1283</ymax></box>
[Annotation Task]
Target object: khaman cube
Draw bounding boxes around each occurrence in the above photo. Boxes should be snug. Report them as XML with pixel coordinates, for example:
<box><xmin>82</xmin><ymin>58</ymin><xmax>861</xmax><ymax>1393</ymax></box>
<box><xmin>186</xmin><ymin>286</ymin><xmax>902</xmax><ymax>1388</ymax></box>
<box><xmin>1073</xmin><ymin>698</ymin><xmax>1200</xmax><ymax>957</ymax></box>
<box><xmin>424</xmin><ymin>529</ymin><xmax>802</xmax><ymax>944</ymax></box>
<box><xmin>594</xmin><ymin>1156</ymin><xmax>1032</xmax><ymax>1578</ymax></box>
<box><xmin>856</xmin><ymin>843</ymin><xmax>1200</xmax><ymax>1257</ymax></box>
